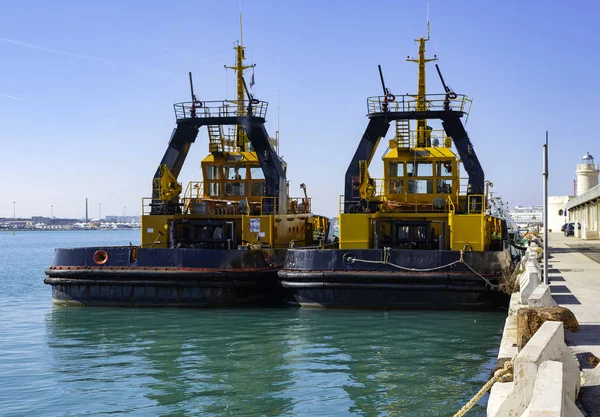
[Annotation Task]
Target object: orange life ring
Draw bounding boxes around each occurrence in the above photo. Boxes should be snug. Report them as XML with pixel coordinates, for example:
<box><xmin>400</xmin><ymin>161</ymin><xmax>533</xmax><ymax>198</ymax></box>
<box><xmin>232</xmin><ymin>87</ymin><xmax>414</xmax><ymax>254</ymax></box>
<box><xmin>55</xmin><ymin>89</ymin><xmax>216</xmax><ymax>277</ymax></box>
<box><xmin>93</xmin><ymin>250</ymin><xmax>109</xmax><ymax>265</ymax></box>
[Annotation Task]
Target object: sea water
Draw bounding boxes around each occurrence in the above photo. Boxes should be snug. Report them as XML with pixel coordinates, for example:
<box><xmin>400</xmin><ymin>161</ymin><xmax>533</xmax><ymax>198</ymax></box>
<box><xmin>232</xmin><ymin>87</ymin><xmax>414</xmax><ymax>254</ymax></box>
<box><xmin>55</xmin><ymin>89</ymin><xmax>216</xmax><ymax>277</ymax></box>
<box><xmin>0</xmin><ymin>230</ymin><xmax>504</xmax><ymax>416</ymax></box>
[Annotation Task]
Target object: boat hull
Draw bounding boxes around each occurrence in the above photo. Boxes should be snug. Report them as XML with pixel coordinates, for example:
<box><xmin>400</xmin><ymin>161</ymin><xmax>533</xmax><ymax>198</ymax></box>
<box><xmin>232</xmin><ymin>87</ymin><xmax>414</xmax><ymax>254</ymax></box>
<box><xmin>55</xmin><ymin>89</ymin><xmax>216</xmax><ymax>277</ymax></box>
<box><xmin>45</xmin><ymin>247</ymin><xmax>285</xmax><ymax>307</ymax></box>
<box><xmin>278</xmin><ymin>249</ymin><xmax>512</xmax><ymax>310</ymax></box>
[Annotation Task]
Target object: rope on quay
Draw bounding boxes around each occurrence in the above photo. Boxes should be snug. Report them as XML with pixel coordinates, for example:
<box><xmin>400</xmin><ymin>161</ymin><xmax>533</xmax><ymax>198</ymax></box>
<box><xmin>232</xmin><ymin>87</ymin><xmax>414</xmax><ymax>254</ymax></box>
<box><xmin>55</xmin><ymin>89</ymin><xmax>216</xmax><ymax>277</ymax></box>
<box><xmin>452</xmin><ymin>360</ymin><xmax>513</xmax><ymax>417</ymax></box>
<box><xmin>346</xmin><ymin>248</ymin><xmax>501</xmax><ymax>288</ymax></box>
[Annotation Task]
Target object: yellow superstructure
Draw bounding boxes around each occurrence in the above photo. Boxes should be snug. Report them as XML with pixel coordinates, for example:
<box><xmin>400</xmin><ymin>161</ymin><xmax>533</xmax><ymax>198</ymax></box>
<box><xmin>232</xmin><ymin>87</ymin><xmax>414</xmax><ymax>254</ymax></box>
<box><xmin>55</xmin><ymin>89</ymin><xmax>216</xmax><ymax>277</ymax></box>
<box><xmin>141</xmin><ymin>16</ymin><xmax>324</xmax><ymax>251</ymax></box>
<box><xmin>338</xmin><ymin>28</ymin><xmax>505</xmax><ymax>253</ymax></box>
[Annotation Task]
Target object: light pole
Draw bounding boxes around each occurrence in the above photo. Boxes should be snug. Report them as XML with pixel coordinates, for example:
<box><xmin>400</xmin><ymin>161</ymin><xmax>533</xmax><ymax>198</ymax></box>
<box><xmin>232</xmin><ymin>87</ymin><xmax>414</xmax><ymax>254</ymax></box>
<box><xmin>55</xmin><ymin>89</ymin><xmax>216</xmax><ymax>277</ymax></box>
<box><xmin>13</xmin><ymin>201</ymin><xmax>16</xmax><ymax>219</ymax></box>
<box><xmin>98</xmin><ymin>203</ymin><xmax>101</xmax><ymax>221</ymax></box>
<box><xmin>543</xmin><ymin>131</ymin><xmax>549</xmax><ymax>285</ymax></box>
<box><xmin>51</xmin><ymin>205</ymin><xmax>54</xmax><ymax>218</ymax></box>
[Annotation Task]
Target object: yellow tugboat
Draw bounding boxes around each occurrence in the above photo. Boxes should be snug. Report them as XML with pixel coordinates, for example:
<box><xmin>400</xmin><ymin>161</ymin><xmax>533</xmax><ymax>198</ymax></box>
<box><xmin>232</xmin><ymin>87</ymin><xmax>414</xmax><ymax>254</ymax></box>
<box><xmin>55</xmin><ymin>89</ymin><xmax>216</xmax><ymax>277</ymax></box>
<box><xmin>279</xmin><ymin>26</ymin><xmax>512</xmax><ymax>309</ymax></box>
<box><xmin>45</xmin><ymin>16</ymin><xmax>326</xmax><ymax>307</ymax></box>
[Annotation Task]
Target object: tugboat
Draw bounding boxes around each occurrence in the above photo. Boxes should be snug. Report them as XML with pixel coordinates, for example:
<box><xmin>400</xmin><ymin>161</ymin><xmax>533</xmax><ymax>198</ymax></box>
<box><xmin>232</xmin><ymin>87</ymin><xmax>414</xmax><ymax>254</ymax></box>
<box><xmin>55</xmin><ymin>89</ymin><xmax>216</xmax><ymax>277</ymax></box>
<box><xmin>279</xmin><ymin>27</ymin><xmax>513</xmax><ymax>309</ymax></box>
<box><xmin>45</xmin><ymin>18</ymin><xmax>325</xmax><ymax>307</ymax></box>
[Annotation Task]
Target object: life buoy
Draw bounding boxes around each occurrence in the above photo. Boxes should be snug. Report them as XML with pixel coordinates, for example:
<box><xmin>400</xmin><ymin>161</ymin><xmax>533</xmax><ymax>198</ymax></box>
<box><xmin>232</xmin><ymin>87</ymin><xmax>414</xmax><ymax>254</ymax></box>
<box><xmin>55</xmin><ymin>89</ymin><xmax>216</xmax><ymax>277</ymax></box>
<box><xmin>385</xmin><ymin>93</ymin><xmax>396</xmax><ymax>102</ymax></box>
<box><xmin>93</xmin><ymin>250</ymin><xmax>109</xmax><ymax>265</ymax></box>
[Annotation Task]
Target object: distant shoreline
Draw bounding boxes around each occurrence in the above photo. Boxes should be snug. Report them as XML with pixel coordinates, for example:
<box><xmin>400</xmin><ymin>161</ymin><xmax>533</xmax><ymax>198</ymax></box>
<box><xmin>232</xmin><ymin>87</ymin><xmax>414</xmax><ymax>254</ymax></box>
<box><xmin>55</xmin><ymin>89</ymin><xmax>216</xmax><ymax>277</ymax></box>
<box><xmin>0</xmin><ymin>229</ymin><xmax>140</xmax><ymax>233</ymax></box>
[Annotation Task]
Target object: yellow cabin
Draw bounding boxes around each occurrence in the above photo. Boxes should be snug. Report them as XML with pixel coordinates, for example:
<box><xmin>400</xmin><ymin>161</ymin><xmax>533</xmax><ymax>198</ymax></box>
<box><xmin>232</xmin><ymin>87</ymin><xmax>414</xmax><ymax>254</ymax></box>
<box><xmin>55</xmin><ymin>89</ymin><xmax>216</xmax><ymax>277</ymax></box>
<box><xmin>338</xmin><ymin>28</ymin><xmax>506</xmax><ymax>254</ymax></box>
<box><xmin>140</xmin><ymin>24</ymin><xmax>326</xmax><ymax>251</ymax></box>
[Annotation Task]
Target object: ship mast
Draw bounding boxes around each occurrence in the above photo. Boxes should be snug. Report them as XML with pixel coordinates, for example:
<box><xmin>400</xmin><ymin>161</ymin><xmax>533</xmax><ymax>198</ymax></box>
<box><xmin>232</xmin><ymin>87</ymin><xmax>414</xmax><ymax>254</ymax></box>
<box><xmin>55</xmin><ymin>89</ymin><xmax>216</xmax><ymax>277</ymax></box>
<box><xmin>225</xmin><ymin>13</ymin><xmax>254</xmax><ymax>151</ymax></box>
<box><xmin>407</xmin><ymin>22</ymin><xmax>437</xmax><ymax>147</ymax></box>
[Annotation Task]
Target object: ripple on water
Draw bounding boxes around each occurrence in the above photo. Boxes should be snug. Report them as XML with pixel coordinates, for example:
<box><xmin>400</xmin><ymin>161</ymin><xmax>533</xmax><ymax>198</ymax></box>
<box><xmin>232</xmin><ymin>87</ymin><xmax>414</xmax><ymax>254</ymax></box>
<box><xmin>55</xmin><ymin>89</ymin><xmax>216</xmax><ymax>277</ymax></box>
<box><xmin>0</xmin><ymin>231</ymin><xmax>504</xmax><ymax>416</ymax></box>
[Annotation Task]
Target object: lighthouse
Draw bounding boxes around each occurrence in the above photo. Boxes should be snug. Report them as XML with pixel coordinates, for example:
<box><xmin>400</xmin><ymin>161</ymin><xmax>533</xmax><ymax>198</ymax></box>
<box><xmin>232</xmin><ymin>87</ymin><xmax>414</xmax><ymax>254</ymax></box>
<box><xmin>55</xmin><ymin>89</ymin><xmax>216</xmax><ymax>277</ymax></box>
<box><xmin>576</xmin><ymin>151</ymin><xmax>599</xmax><ymax>196</ymax></box>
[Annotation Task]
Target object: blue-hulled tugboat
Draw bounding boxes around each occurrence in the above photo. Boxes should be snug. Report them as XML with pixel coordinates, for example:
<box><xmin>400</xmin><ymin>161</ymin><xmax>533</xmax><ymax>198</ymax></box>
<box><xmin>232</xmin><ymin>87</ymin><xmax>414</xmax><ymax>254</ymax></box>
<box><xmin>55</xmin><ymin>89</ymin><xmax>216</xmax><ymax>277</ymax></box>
<box><xmin>45</xmin><ymin>18</ymin><xmax>326</xmax><ymax>307</ymax></box>
<box><xmin>279</xmin><ymin>27</ymin><xmax>513</xmax><ymax>309</ymax></box>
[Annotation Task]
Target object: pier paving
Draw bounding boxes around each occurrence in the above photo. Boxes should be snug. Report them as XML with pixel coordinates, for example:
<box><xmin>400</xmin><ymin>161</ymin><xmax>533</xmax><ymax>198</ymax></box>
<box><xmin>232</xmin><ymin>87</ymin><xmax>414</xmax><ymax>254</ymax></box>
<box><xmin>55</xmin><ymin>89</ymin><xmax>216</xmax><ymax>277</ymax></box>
<box><xmin>548</xmin><ymin>233</ymin><xmax>600</xmax><ymax>416</ymax></box>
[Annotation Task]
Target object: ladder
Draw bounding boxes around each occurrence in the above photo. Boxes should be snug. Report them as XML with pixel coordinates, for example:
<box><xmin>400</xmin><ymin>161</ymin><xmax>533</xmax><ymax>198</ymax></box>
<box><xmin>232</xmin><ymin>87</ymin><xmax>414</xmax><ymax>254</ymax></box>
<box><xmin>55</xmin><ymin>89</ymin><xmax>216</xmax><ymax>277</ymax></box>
<box><xmin>207</xmin><ymin>125</ymin><xmax>224</xmax><ymax>152</ymax></box>
<box><xmin>394</xmin><ymin>119</ymin><xmax>411</xmax><ymax>148</ymax></box>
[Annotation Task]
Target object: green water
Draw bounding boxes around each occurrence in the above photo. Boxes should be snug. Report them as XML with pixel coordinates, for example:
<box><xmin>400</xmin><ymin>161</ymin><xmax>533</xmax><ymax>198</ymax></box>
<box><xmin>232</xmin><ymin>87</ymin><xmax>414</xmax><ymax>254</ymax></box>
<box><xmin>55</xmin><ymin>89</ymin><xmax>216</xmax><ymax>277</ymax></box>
<box><xmin>0</xmin><ymin>231</ymin><xmax>504</xmax><ymax>416</ymax></box>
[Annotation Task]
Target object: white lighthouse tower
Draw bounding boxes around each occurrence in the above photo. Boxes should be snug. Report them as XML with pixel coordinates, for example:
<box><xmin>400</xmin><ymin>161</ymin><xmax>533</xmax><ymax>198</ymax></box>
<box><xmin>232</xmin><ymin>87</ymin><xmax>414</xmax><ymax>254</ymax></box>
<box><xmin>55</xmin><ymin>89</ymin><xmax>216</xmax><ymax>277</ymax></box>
<box><xmin>576</xmin><ymin>151</ymin><xmax>599</xmax><ymax>196</ymax></box>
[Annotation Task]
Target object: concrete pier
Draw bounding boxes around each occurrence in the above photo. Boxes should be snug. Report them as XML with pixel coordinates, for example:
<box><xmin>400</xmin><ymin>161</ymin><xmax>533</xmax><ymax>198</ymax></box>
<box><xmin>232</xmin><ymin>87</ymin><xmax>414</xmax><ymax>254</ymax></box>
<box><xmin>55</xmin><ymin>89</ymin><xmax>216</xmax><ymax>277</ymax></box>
<box><xmin>549</xmin><ymin>233</ymin><xmax>600</xmax><ymax>416</ymax></box>
<box><xmin>487</xmin><ymin>233</ymin><xmax>600</xmax><ymax>417</ymax></box>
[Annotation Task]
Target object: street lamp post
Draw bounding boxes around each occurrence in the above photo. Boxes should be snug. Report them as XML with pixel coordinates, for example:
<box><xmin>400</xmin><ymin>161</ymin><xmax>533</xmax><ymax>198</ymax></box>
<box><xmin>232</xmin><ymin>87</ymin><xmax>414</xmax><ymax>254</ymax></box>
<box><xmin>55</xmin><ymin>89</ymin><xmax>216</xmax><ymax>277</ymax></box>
<box><xmin>13</xmin><ymin>201</ymin><xmax>16</xmax><ymax>219</ymax></box>
<box><xmin>51</xmin><ymin>205</ymin><xmax>54</xmax><ymax>218</ymax></box>
<box><xmin>99</xmin><ymin>203</ymin><xmax>101</xmax><ymax>221</ymax></box>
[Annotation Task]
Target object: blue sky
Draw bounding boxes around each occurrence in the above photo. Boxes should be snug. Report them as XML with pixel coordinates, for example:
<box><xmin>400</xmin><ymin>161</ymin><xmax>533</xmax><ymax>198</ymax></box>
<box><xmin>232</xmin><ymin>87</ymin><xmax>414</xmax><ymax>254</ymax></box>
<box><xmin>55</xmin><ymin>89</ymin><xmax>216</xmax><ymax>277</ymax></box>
<box><xmin>1</xmin><ymin>0</ymin><xmax>599</xmax><ymax>219</ymax></box>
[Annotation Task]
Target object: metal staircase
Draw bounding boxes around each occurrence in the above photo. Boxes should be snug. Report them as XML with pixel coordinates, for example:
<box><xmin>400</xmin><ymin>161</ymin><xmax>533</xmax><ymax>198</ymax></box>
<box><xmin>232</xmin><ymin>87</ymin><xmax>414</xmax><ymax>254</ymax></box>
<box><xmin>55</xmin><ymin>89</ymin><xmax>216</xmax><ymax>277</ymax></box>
<box><xmin>394</xmin><ymin>119</ymin><xmax>411</xmax><ymax>148</ymax></box>
<box><xmin>207</xmin><ymin>125</ymin><xmax>224</xmax><ymax>152</ymax></box>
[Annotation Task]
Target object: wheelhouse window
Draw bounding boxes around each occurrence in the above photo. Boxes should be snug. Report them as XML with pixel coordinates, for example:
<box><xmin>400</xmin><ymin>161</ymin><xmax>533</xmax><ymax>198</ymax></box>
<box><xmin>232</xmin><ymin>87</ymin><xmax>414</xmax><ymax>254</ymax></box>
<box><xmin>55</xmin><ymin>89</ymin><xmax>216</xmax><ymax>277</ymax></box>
<box><xmin>436</xmin><ymin>179</ymin><xmax>452</xmax><ymax>194</ymax></box>
<box><xmin>225</xmin><ymin>166</ymin><xmax>246</xmax><ymax>180</ymax></box>
<box><xmin>406</xmin><ymin>162</ymin><xmax>432</xmax><ymax>177</ymax></box>
<box><xmin>208</xmin><ymin>182</ymin><xmax>221</xmax><ymax>197</ymax></box>
<box><xmin>416</xmin><ymin>162</ymin><xmax>433</xmax><ymax>177</ymax></box>
<box><xmin>251</xmin><ymin>182</ymin><xmax>265</xmax><ymax>196</ymax></box>
<box><xmin>388</xmin><ymin>162</ymin><xmax>405</xmax><ymax>177</ymax></box>
<box><xmin>249</xmin><ymin>166</ymin><xmax>265</xmax><ymax>179</ymax></box>
<box><xmin>225</xmin><ymin>183</ymin><xmax>246</xmax><ymax>196</ymax></box>
<box><xmin>436</xmin><ymin>161</ymin><xmax>453</xmax><ymax>177</ymax></box>
<box><xmin>388</xmin><ymin>179</ymin><xmax>404</xmax><ymax>194</ymax></box>
<box><xmin>224</xmin><ymin>165</ymin><xmax>247</xmax><ymax>196</ymax></box>
<box><xmin>408</xmin><ymin>179</ymin><xmax>433</xmax><ymax>194</ymax></box>
<box><xmin>206</xmin><ymin>165</ymin><xmax>221</xmax><ymax>180</ymax></box>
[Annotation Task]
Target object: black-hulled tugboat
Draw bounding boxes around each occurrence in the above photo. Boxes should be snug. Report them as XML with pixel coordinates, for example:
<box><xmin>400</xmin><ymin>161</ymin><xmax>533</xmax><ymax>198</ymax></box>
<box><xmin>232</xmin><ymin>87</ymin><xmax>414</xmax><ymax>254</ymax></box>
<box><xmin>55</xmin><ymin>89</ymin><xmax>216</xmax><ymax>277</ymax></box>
<box><xmin>279</xmin><ymin>27</ymin><xmax>513</xmax><ymax>309</ymax></box>
<box><xmin>45</xmin><ymin>18</ymin><xmax>325</xmax><ymax>307</ymax></box>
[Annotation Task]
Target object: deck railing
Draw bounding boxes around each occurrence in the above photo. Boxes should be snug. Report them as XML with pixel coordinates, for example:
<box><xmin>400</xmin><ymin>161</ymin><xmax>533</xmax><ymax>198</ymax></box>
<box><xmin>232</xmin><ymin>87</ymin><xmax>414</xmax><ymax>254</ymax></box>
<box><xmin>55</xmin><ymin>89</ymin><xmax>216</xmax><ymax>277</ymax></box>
<box><xmin>142</xmin><ymin>194</ymin><xmax>311</xmax><ymax>216</ymax></box>
<box><xmin>367</xmin><ymin>94</ymin><xmax>472</xmax><ymax>115</ymax></box>
<box><xmin>173</xmin><ymin>100</ymin><xmax>268</xmax><ymax>120</ymax></box>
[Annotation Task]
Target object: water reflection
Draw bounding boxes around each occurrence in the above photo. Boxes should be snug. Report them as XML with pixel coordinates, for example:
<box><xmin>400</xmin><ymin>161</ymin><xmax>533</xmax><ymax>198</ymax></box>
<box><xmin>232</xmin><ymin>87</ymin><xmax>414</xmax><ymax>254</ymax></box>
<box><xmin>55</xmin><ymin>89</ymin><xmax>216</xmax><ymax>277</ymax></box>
<box><xmin>279</xmin><ymin>309</ymin><xmax>503</xmax><ymax>417</ymax></box>
<box><xmin>46</xmin><ymin>307</ymin><xmax>295</xmax><ymax>416</ymax></box>
<box><xmin>46</xmin><ymin>307</ymin><xmax>503</xmax><ymax>417</ymax></box>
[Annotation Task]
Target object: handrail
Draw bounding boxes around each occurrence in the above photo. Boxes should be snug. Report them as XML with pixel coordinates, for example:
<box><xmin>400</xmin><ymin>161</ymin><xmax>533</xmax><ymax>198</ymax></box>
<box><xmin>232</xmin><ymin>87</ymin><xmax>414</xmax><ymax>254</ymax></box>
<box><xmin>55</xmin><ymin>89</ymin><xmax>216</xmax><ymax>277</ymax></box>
<box><xmin>173</xmin><ymin>100</ymin><xmax>268</xmax><ymax>120</ymax></box>
<box><xmin>390</xmin><ymin>128</ymin><xmax>451</xmax><ymax>149</ymax></box>
<box><xmin>467</xmin><ymin>194</ymin><xmax>485</xmax><ymax>215</ymax></box>
<box><xmin>142</xmin><ymin>193</ymin><xmax>311</xmax><ymax>216</ymax></box>
<box><xmin>445</xmin><ymin>196</ymin><xmax>456</xmax><ymax>213</ymax></box>
<box><xmin>183</xmin><ymin>181</ymin><xmax>204</xmax><ymax>200</ymax></box>
<box><xmin>367</xmin><ymin>94</ymin><xmax>472</xmax><ymax>115</ymax></box>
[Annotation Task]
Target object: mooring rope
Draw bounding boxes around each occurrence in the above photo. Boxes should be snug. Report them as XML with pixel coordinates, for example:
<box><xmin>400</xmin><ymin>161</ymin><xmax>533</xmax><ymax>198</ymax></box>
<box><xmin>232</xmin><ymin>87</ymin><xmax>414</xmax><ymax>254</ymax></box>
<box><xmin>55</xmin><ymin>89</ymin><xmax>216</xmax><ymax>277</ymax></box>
<box><xmin>453</xmin><ymin>360</ymin><xmax>513</xmax><ymax>417</ymax></box>
<box><xmin>346</xmin><ymin>248</ymin><xmax>501</xmax><ymax>288</ymax></box>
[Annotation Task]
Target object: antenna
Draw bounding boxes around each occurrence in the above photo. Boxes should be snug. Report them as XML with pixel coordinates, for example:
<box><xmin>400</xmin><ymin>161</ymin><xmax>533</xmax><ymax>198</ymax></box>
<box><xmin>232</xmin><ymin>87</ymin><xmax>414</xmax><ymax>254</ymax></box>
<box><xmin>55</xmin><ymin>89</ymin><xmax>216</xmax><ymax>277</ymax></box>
<box><xmin>239</xmin><ymin>13</ymin><xmax>243</xmax><ymax>46</ymax></box>
<box><xmin>426</xmin><ymin>1</ymin><xmax>430</xmax><ymax>40</ymax></box>
<box><xmin>277</xmin><ymin>89</ymin><xmax>280</xmax><ymax>155</ymax></box>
